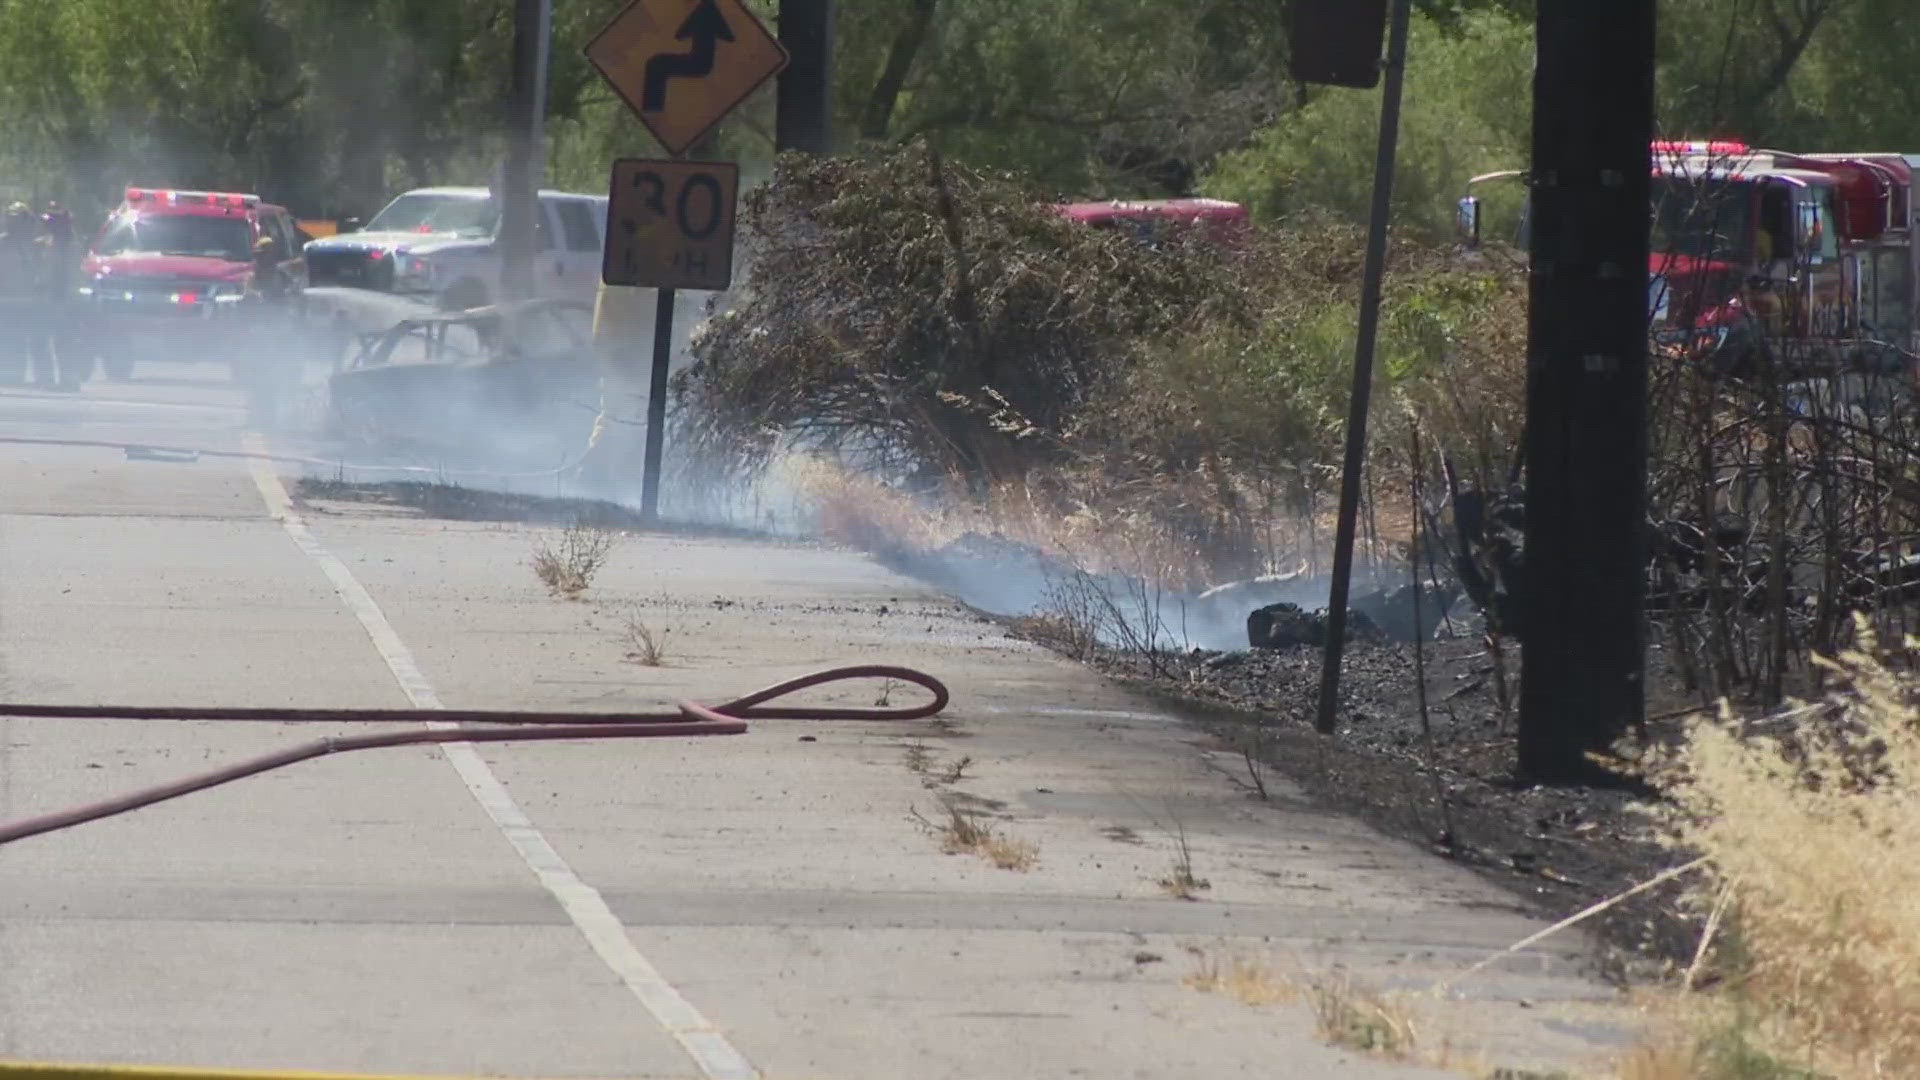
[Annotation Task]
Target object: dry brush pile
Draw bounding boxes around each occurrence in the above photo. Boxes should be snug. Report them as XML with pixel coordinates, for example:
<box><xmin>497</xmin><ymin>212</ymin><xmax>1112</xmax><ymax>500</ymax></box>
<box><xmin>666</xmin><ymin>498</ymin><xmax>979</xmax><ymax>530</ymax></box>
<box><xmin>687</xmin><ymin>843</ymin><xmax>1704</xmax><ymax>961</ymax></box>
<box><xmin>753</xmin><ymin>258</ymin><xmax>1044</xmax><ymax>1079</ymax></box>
<box><xmin>675</xmin><ymin>143</ymin><xmax>1524</xmax><ymax>588</ymax></box>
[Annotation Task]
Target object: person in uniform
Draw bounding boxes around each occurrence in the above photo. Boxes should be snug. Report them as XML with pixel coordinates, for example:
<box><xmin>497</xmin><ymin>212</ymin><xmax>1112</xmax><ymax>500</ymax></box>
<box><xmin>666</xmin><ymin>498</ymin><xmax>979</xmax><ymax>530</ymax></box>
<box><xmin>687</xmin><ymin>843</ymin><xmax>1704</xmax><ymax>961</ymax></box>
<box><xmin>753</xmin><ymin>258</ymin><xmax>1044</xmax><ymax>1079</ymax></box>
<box><xmin>40</xmin><ymin>201</ymin><xmax>88</xmax><ymax>388</ymax></box>
<box><xmin>0</xmin><ymin>201</ymin><xmax>50</xmax><ymax>385</ymax></box>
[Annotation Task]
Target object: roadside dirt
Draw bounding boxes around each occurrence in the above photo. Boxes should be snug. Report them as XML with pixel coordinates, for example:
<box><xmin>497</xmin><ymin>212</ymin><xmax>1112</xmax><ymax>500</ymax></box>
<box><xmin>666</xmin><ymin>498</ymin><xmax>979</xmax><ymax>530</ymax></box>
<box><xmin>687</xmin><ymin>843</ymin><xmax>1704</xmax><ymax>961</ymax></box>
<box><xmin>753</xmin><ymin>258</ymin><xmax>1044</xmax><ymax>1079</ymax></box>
<box><xmin>1036</xmin><ymin>630</ymin><xmax>1707</xmax><ymax>983</ymax></box>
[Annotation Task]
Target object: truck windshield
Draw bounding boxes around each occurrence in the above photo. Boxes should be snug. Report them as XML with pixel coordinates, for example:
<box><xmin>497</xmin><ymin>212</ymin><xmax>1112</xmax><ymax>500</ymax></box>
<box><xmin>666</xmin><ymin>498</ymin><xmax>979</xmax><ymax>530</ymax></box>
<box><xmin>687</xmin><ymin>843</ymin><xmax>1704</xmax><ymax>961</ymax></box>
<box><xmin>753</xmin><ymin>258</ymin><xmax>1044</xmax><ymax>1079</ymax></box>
<box><xmin>366</xmin><ymin>193</ymin><xmax>497</xmax><ymax>237</ymax></box>
<box><xmin>1651</xmin><ymin>176</ymin><xmax>1754</xmax><ymax>261</ymax></box>
<box><xmin>95</xmin><ymin>214</ymin><xmax>253</xmax><ymax>261</ymax></box>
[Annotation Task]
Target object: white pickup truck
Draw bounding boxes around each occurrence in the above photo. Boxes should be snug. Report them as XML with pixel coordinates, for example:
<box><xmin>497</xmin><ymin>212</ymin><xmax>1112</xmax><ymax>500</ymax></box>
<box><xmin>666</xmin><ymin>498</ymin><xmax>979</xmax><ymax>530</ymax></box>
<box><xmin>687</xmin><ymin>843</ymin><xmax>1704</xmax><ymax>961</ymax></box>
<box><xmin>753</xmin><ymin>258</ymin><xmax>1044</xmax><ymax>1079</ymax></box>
<box><xmin>302</xmin><ymin>187</ymin><xmax>609</xmax><ymax>311</ymax></box>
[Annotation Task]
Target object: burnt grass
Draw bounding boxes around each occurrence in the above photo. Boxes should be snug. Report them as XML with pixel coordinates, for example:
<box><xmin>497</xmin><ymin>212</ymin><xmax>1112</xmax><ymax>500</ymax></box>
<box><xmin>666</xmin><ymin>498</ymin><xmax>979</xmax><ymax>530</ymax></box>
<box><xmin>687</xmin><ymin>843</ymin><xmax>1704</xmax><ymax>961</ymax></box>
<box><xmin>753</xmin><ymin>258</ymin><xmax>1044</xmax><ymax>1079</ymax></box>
<box><xmin>293</xmin><ymin>477</ymin><xmax>783</xmax><ymax>543</ymax></box>
<box><xmin>1064</xmin><ymin>632</ymin><xmax>1704</xmax><ymax>982</ymax></box>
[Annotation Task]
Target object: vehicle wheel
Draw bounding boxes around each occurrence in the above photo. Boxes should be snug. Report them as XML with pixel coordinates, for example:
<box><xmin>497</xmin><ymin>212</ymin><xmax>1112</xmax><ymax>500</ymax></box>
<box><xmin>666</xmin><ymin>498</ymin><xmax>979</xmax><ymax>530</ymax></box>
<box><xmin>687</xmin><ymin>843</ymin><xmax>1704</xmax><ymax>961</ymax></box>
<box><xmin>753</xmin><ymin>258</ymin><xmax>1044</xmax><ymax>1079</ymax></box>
<box><xmin>102</xmin><ymin>353</ymin><xmax>134</xmax><ymax>381</ymax></box>
<box><xmin>438</xmin><ymin>279</ymin><xmax>489</xmax><ymax>313</ymax></box>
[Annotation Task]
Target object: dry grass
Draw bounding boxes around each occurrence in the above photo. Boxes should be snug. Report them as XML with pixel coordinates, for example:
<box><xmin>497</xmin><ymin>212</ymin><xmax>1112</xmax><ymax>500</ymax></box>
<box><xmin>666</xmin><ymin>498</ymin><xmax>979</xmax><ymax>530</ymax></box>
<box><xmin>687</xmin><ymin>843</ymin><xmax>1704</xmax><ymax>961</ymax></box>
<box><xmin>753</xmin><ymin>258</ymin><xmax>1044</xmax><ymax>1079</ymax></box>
<box><xmin>1307</xmin><ymin>972</ymin><xmax>1421</xmax><ymax>1061</ymax></box>
<box><xmin>531</xmin><ymin>520</ymin><xmax>616</xmax><ymax>598</ymax></box>
<box><xmin>1183</xmin><ymin>951</ymin><xmax>1295</xmax><ymax>1007</ymax></box>
<box><xmin>1181</xmin><ymin>952</ymin><xmax>1439</xmax><ymax>1067</ymax></box>
<box><xmin>622</xmin><ymin>610</ymin><xmax>669</xmax><ymax>666</ymax></box>
<box><xmin>1617</xmin><ymin>1020</ymin><xmax>1824</xmax><ymax>1080</ymax></box>
<box><xmin>787</xmin><ymin>458</ymin><xmax>956</xmax><ymax>558</ymax></box>
<box><xmin>1646</xmin><ymin>625</ymin><xmax>1920</xmax><ymax>1078</ymax></box>
<box><xmin>913</xmin><ymin>804</ymin><xmax>1038</xmax><ymax>871</ymax></box>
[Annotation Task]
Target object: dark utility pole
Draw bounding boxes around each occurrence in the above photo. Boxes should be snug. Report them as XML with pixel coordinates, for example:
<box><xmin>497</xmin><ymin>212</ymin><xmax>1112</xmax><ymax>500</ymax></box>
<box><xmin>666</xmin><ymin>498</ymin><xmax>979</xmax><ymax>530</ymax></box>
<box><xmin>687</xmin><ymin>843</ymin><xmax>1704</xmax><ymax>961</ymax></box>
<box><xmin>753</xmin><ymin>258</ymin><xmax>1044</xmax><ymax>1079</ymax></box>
<box><xmin>1518</xmin><ymin>0</ymin><xmax>1657</xmax><ymax>780</ymax></box>
<box><xmin>1311</xmin><ymin>0</ymin><xmax>1409</xmax><ymax>735</ymax></box>
<box><xmin>776</xmin><ymin>0</ymin><xmax>835</xmax><ymax>153</ymax></box>
<box><xmin>500</xmin><ymin>0</ymin><xmax>553</xmax><ymax>302</ymax></box>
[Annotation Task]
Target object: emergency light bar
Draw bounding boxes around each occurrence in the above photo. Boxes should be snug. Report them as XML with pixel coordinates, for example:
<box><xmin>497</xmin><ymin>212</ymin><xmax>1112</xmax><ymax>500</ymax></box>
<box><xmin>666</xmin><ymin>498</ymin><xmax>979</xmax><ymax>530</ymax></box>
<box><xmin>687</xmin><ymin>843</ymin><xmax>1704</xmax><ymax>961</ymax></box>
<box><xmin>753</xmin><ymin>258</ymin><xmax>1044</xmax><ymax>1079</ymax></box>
<box><xmin>124</xmin><ymin>187</ymin><xmax>260</xmax><ymax>209</ymax></box>
<box><xmin>1651</xmin><ymin>140</ymin><xmax>1751</xmax><ymax>157</ymax></box>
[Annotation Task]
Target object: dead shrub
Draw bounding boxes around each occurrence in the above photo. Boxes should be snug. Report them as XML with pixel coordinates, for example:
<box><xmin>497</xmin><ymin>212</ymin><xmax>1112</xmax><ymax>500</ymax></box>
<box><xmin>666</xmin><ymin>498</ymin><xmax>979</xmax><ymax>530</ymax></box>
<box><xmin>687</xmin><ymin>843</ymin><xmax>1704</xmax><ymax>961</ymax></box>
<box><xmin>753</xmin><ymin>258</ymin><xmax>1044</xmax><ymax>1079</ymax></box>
<box><xmin>531</xmin><ymin>520</ymin><xmax>616</xmax><ymax>598</ymax></box>
<box><xmin>677</xmin><ymin>144</ymin><xmax>1525</xmax><ymax>586</ymax></box>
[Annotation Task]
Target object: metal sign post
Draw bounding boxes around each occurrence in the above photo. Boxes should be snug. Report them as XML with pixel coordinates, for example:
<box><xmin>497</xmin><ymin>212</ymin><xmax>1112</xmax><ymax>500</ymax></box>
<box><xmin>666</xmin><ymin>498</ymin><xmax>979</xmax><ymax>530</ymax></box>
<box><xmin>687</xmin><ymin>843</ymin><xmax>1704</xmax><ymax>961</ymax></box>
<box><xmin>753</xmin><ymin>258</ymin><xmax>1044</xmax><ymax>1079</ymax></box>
<box><xmin>1312</xmin><ymin>0</ymin><xmax>1412</xmax><ymax>735</ymax></box>
<box><xmin>585</xmin><ymin>0</ymin><xmax>787</xmax><ymax>525</ymax></box>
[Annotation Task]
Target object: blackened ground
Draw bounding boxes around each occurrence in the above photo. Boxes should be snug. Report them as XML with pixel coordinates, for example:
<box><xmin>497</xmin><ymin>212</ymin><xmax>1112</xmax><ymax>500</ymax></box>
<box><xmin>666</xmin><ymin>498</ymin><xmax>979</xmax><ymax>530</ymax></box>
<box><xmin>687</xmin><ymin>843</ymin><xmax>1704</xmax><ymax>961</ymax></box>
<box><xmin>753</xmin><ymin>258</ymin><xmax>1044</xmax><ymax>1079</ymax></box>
<box><xmin>1027</xmin><ymin>629</ymin><xmax>1708</xmax><ymax>983</ymax></box>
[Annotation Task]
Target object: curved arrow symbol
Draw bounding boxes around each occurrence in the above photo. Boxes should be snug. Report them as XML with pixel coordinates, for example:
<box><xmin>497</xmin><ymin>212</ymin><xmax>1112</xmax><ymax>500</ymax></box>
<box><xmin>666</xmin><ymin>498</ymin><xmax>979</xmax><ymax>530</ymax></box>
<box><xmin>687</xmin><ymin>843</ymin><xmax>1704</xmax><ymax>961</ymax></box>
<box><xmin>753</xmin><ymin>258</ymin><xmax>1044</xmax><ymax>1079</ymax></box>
<box><xmin>642</xmin><ymin>0</ymin><xmax>735</xmax><ymax>112</ymax></box>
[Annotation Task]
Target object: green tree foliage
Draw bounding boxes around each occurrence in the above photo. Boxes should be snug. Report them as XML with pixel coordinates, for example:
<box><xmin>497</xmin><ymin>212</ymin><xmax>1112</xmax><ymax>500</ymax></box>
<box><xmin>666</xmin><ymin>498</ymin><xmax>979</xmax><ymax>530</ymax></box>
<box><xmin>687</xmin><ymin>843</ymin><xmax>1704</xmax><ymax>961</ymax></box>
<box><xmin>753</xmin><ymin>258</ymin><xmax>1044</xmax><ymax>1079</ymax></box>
<box><xmin>1202</xmin><ymin>10</ymin><xmax>1532</xmax><ymax>240</ymax></box>
<box><xmin>0</xmin><ymin>0</ymin><xmax>1912</xmax><ymax>236</ymax></box>
<box><xmin>834</xmin><ymin>0</ymin><xmax>1292</xmax><ymax>197</ymax></box>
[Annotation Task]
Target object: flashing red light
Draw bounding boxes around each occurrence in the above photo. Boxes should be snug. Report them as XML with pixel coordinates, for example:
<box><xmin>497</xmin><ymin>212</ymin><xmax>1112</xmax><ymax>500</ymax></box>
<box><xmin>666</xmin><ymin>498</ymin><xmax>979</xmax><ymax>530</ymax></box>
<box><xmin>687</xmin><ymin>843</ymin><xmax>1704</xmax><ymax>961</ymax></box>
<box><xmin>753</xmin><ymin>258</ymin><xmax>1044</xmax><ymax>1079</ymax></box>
<box><xmin>123</xmin><ymin>188</ymin><xmax>259</xmax><ymax>209</ymax></box>
<box><xmin>175</xmin><ymin>291</ymin><xmax>198</xmax><ymax>305</ymax></box>
<box><xmin>1652</xmin><ymin>140</ymin><xmax>1751</xmax><ymax>156</ymax></box>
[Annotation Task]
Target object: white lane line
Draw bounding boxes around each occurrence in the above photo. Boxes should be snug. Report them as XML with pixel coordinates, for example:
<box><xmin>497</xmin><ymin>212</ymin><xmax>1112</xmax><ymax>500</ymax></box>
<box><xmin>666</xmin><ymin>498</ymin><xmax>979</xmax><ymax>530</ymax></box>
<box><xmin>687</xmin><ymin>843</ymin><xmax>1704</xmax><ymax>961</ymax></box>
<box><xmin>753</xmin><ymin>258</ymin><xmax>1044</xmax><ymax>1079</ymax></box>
<box><xmin>242</xmin><ymin>435</ymin><xmax>758</xmax><ymax>1080</ymax></box>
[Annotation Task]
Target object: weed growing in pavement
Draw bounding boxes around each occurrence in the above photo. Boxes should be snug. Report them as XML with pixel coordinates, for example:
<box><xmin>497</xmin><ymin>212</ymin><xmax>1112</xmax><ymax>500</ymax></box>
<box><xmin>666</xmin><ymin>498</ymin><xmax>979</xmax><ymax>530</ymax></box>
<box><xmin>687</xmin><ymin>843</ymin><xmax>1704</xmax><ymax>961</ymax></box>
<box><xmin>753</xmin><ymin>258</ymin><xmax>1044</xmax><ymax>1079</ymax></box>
<box><xmin>531</xmin><ymin>520</ymin><xmax>616</xmax><ymax>598</ymax></box>
<box><xmin>621</xmin><ymin>610</ymin><xmax>670</xmax><ymax>666</ymax></box>
<box><xmin>874</xmin><ymin>677</ymin><xmax>898</xmax><ymax>707</ymax></box>
<box><xmin>938</xmin><ymin>755</ymin><xmax>974</xmax><ymax>785</ymax></box>
<box><xmin>1307</xmin><ymin>973</ymin><xmax>1420</xmax><ymax>1061</ymax></box>
<box><xmin>1156</xmin><ymin>818</ymin><xmax>1211</xmax><ymax>900</ymax></box>
<box><xmin>1182</xmin><ymin>950</ymin><xmax>1295</xmax><ymax>1007</ymax></box>
<box><xmin>911</xmin><ymin>804</ymin><xmax>1038</xmax><ymax>871</ymax></box>
<box><xmin>902</xmin><ymin>740</ymin><xmax>932</xmax><ymax>775</ymax></box>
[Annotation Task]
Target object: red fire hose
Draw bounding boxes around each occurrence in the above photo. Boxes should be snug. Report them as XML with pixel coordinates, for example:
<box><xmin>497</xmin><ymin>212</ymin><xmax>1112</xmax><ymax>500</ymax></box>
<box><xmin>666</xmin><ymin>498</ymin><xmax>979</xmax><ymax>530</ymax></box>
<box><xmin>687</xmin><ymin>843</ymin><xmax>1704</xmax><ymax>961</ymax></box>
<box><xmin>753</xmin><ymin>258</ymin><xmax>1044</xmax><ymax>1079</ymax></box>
<box><xmin>0</xmin><ymin>665</ymin><xmax>948</xmax><ymax>847</ymax></box>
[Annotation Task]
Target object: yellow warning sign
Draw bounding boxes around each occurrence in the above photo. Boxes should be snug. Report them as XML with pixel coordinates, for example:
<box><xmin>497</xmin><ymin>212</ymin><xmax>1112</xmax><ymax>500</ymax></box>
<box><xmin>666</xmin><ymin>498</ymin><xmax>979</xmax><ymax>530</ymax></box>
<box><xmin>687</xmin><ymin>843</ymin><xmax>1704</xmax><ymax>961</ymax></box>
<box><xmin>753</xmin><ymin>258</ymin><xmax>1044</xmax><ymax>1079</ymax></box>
<box><xmin>584</xmin><ymin>0</ymin><xmax>790</xmax><ymax>157</ymax></box>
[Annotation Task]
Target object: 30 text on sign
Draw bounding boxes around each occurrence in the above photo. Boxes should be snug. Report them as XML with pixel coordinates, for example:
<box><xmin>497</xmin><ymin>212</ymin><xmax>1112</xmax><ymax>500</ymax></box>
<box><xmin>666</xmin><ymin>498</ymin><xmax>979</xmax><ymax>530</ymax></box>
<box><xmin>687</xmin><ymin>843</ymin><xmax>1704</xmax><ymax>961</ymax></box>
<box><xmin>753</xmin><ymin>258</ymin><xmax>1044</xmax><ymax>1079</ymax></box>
<box><xmin>584</xmin><ymin>0</ymin><xmax>789</xmax><ymax>157</ymax></box>
<box><xmin>603</xmin><ymin>159</ymin><xmax>738</xmax><ymax>291</ymax></box>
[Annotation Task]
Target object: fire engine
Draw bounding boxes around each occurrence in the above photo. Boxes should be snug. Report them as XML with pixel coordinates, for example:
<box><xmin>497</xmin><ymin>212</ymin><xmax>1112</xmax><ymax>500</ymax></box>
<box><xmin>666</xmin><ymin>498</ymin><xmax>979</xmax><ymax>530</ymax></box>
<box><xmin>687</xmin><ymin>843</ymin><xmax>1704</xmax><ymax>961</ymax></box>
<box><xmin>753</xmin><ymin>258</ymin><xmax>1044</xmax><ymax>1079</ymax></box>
<box><xmin>70</xmin><ymin>187</ymin><xmax>310</xmax><ymax>380</ymax></box>
<box><xmin>1459</xmin><ymin>141</ymin><xmax>1919</xmax><ymax>377</ymax></box>
<box><xmin>1055</xmin><ymin>198</ymin><xmax>1250</xmax><ymax>248</ymax></box>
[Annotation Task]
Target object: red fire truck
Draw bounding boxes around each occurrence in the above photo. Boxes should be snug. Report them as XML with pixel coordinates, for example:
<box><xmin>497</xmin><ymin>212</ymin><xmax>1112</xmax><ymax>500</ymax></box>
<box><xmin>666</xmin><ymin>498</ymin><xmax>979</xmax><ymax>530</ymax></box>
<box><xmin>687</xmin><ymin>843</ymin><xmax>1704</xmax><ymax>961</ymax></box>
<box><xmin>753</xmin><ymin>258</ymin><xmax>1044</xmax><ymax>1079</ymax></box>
<box><xmin>1055</xmin><ymin>198</ymin><xmax>1250</xmax><ymax>249</ymax></box>
<box><xmin>1460</xmin><ymin>141</ymin><xmax>1919</xmax><ymax>376</ymax></box>
<box><xmin>71</xmin><ymin>187</ymin><xmax>310</xmax><ymax>380</ymax></box>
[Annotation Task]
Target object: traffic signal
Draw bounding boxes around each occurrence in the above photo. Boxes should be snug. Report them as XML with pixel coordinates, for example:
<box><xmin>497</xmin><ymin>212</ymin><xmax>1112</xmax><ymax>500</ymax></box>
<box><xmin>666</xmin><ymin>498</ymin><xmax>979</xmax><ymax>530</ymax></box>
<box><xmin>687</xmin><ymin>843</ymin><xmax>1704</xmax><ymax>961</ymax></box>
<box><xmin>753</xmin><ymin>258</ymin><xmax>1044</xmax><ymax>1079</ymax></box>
<box><xmin>1288</xmin><ymin>0</ymin><xmax>1389</xmax><ymax>88</ymax></box>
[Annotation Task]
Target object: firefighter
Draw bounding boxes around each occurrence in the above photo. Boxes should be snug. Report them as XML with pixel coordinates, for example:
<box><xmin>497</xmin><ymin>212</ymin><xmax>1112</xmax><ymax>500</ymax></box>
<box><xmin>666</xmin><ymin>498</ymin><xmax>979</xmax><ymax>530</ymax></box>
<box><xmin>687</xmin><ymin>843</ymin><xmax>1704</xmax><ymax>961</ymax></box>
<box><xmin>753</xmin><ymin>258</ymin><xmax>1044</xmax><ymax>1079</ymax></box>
<box><xmin>40</xmin><ymin>201</ymin><xmax>88</xmax><ymax>388</ymax></box>
<box><xmin>0</xmin><ymin>201</ymin><xmax>52</xmax><ymax>386</ymax></box>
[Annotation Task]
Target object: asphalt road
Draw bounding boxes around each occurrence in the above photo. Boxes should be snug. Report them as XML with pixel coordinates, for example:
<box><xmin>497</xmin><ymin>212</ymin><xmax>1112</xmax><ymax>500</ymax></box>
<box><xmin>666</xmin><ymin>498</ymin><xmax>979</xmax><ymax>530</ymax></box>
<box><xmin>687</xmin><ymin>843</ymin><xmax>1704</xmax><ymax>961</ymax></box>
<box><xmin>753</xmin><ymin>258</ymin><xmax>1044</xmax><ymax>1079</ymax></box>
<box><xmin>0</xmin><ymin>362</ymin><xmax>1645</xmax><ymax>1079</ymax></box>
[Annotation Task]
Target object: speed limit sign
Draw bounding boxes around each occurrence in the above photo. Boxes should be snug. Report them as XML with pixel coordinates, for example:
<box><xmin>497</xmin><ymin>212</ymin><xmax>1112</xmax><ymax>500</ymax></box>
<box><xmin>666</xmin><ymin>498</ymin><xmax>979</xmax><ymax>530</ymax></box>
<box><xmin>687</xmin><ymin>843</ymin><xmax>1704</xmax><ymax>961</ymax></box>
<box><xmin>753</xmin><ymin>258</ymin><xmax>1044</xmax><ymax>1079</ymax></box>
<box><xmin>603</xmin><ymin>158</ymin><xmax>739</xmax><ymax>291</ymax></box>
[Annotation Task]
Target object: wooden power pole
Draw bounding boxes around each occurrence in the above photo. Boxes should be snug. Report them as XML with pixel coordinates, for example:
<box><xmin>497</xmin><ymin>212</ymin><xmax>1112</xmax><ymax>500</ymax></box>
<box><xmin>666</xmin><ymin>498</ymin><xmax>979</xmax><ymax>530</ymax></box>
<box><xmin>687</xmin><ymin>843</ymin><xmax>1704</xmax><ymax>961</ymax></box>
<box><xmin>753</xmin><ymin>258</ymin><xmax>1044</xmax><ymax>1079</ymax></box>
<box><xmin>500</xmin><ymin>0</ymin><xmax>553</xmax><ymax>303</ymax></box>
<box><xmin>1518</xmin><ymin>0</ymin><xmax>1658</xmax><ymax>781</ymax></box>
